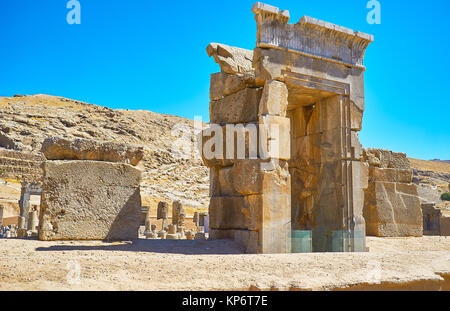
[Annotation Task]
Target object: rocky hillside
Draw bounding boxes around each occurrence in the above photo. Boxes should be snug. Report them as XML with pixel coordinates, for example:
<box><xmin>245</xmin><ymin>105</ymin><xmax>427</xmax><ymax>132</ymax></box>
<box><xmin>0</xmin><ymin>94</ymin><xmax>209</xmax><ymax>210</ymax></box>
<box><xmin>409</xmin><ymin>157</ymin><xmax>450</xmax><ymax>209</ymax></box>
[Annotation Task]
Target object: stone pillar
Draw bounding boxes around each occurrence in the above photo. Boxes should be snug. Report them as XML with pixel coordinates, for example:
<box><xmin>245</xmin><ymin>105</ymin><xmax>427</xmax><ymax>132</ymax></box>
<box><xmin>144</xmin><ymin>211</ymin><xmax>152</xmax><ymax>238</ymax></box>
<box><xmin>172</xmin><ymin>200</ymin><xmax>185</xmax><ymax>228</ymax></box>
<box><xmin>18</xmin><ymin>216</ymin><xmax>25</xmax><ymax>230</ymax></box>
<box><xmin>166</xmin><ymin>224</ymin><xmax>178</xmax><ymax>240</ymax></box>
<box><xmin>193</xmin><ymin>211</ymin><xmax>199</xmax><ymax>227</ymax></box>
<box><xmin>157</xmin><ymin>201</ymin><xmax>169</xmax><ymax>231</ymax></box>
<box><xmin>27</xmin><ymin>210</ymin><xmax>39</xmax><ymax>232</ymax></box>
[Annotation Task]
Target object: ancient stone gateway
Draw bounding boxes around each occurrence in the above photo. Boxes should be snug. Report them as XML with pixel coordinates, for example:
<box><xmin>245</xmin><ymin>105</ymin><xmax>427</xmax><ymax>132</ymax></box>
<box><xmin>202</xmin><ymin>2</ymin><xmax>373</xmax><ymax>253</ymax></box>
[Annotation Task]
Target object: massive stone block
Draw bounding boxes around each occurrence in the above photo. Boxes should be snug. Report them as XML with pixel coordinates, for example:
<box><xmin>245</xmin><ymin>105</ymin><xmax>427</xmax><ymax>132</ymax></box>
<box><xmin>39</xmin><ymin>160</ymin><xmax>142</xmax><ymax>241</ymax></box>
<box><xmin>422</xmin><ymin>203</ymin><xmax>441</xmax><ymax>236</ymax></box>
<box><xmin>210</xmin><ymin>87</ymin><xmax>263</xmax><ymax>125</ymax></box>
<box><xmin>41</xmin><ymin>137</ymin><xmax>144</xmax><ymax>166</ymax></box>
<box><xmin>206</xmin><ymin>43</ymin><xmax>254</xmax><ymax>75</ymax></box>
<box><xmin>363</xmin><ymin>149</ymin><xmax>423</xmax><ymax>237</ymax></box>
<box><xmin>210</xmin><ymin>72</ymin><xmax>255</xmax><ymax>101</ymax></box>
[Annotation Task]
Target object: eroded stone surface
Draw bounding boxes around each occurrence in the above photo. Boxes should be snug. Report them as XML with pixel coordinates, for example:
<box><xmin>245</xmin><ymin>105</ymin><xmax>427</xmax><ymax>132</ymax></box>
<box><xmin>39</xmin><ymin>160</ymin><xmax>142</xmax><ymax>241</ymax></box>
<box><xmin>363</xmin><ymin>149</ymin><xmax>423</xmax><ymax>237</ymax></box>
<box><xmin>41</xmin><ymin>137</ymin><xmax>144</xmax><ymax>166</ymax></box>
<box><xmin>206</xmin><ymin>43</ymin><xmax>254</xmax><ymax>75</ymax></box>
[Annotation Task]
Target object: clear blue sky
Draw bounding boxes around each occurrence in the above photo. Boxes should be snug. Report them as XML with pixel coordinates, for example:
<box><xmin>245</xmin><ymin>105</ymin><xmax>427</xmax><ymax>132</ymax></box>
<box><xmin>0</xmin><ymin>0</ymin><xmax>449</xmax><ymax>160</ymax></box>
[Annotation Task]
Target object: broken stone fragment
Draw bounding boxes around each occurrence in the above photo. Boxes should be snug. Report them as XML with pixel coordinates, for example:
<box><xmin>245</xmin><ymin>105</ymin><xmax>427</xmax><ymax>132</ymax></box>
<box><xmin>206</xmin><ymin>43</ymin><xmax>254</xmax><ymax>75</ymax></box>
<box><xmin>40</xmin><ymin>137</ymin><xmax>144</xmax><ymax>166</ymax></box>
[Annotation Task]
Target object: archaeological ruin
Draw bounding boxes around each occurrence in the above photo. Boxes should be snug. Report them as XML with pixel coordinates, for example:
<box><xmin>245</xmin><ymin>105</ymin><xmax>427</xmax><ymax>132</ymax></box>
<box><xmin>18</xmin><ymin>181</ymin><xmax>41</xmax><ymax>230</ymax></box>
<box><xmin>38</xmin><ymin>137</ymin><xmax>143</xmax><ymax>241</ymax></box>
<box><xmin>201</xmin><ymin>2</ymin><xmax>375</xmax><ymax>253</ymax></box>
<box><xmin>422</xmin><ymin>203</ymin><xmax>442</xmax><ymax>236</ymax></box>
<box><xmin>363</xmin><ymin>149</ymin><xmax>423</xmax><ymax>237</ymax></box>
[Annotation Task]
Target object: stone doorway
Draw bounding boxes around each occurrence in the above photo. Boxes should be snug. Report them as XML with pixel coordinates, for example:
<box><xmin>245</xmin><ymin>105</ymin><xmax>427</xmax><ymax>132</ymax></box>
<box><xmin>286</xmin><ymin>76</ymin><xmax>365</xmax><ymax>252</ymax></box>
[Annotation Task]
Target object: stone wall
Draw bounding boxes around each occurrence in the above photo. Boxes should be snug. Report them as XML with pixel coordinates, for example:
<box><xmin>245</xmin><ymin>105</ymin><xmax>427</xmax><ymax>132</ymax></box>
<box><xmin>363</xmin><ymin>149</ymin><xmax>423</xmax><ymax>237</ymax></box>
<box><xmin>422</xmin><ymin>203</ymin><xmax>441</xmax><ymax>235</ymax></box>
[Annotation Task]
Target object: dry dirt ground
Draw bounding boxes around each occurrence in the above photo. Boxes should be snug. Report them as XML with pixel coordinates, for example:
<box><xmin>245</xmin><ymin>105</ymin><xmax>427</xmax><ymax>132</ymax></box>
<box><xmin>0</xmin><ymin>237</ymin><xmax>449</xmax><ymax>291</ymax></box>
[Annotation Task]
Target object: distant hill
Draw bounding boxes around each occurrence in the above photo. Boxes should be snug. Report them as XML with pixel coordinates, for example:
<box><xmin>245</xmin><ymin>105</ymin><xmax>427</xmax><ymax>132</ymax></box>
<box><xmin>431</xmin><ymin>159</ymin><xmax>450</xmax><ymax>164</ymax></box>
<box><xmin>0</xmin><ymin>94</ymin><xmax>209</xmax><ymax>210</ymax></box>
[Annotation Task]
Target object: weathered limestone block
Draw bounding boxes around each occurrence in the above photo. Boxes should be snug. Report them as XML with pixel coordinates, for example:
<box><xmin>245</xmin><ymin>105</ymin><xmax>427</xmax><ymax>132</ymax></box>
<box><xmin>200</xmin><ymin>122</ymin><xmax>266</xmax><ymax>168</ymax></box>
<box><xmin>210</xmin><ymin>72</ymin><xmax>256</xmax><ymax>101</ymax></box>
<box><xmin>210</xmin><ymin>87</ymin><xmax>262</xmax><ymax>124</ymax></box>
<box><xmin>172</xmin><ymin>200</ymin><xmax>184</xmax><ymax>225</ymax></box>
<box><xmin>200</xmin><ymin>114</ymin><xmax>290</xmax><ymax>168</ymax></box>
<box><xmin>364</xmin><ymin>181</ymin><xmax>422</xmax><ymax>237</ymax></box>
<box><xmin>206</xmin><ymin>43</ymin><xmax>254</xmax><ymax>75</ymax></box>
<box><xmin>211</xmin><ymin>160</ymin><xmax>290</xmax><ymax>196</ymax></box>
<box><xmin>422</xmin><ymin>203</ymin><xmax>441</xmax><ymax>236</ymax></box>
<box><xmin>363</xmin><ymin>149</ymin><xmax>410</xmax><ymax>169</ymax></box>
<box><xmin>209</xmin><ymin>161</ymin><xmax>291</xmax><ymax>253</ymax></box>
<box><xmin>363</xmin><ymin>148</ymin><xmax>422</xmax><ymax>237</ymax></box>
<box><xmin>290</xmin><ymin>129</ymin><xmax>361</xmax><ymax>168</ymax></box>
<box><xmin>368</xmin><ymin>167</ymin><xmax>413</xmax><ymax>183</ymax></box>
<box><xmin>209</xmin><ymin>196</ymin><xmax>249</xmax><ymax>230</ymax></box>
<box><xmin>258</xmin><ymin>80</ymin><xmax>288</xmax><ymax>116</ymax></box>
<box><xmin>41</xmin><ymin>137</ymin><xmax>144</xmax><ymax>166</ymax></box>
<box><xmin>259</xmin><ymin>115</ymin><xmax>290</xmax><ymax>161</ymax></box>
<box><xmin>157</xmin><ymin>201</ymin><xmax>169</xmax><ymax>222</ymax></box>
<box><xmin>39</xmin><ymin>160</ymin><xmax>142</xmax><ymax>241</ymax></box>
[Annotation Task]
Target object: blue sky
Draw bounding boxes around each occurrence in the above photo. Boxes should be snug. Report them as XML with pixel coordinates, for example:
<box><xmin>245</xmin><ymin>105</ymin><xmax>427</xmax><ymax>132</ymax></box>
<box><xmin>0</xmin><ymin>0</ymin><xmax>449</xmax><ymax>160</ymax></box>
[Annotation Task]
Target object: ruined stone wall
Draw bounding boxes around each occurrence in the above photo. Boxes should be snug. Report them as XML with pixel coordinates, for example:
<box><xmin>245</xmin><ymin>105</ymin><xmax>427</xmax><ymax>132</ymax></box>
<box><xmin>422</xmin><ymin>203</ymin><xmax>441</xmax><ymax>235</ymax></box>
<box><xmin>363</xmin><ymin>149</ymin><xmax>423</xmax><ymax>237</ymax></box>
<box><xmin>0</xmin><ymin>148</ymin><xmax>44</xmax><ymax>181</ymax></box>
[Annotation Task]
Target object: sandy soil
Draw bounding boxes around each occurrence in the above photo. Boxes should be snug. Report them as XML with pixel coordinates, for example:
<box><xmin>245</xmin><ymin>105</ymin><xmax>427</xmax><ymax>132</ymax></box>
<box><xmin>0</xmin><ymin>236</ymin><xmax>449</xmax><ymax>291</ymax></box>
